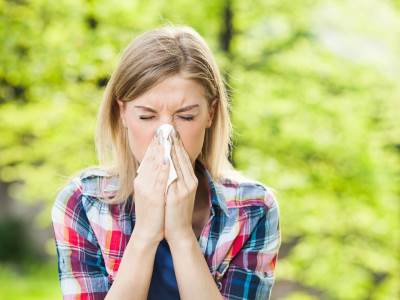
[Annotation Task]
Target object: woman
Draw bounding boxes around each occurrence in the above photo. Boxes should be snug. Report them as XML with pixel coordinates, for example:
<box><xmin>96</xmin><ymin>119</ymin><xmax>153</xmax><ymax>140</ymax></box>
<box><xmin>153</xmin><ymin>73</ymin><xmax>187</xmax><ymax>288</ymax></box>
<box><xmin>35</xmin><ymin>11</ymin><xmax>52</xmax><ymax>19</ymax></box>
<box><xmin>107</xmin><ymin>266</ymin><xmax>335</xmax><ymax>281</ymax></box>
<box><xmin>51</xmin><ymin>25</ymin><xmax>281</xmax><ymax>300</ymax></box>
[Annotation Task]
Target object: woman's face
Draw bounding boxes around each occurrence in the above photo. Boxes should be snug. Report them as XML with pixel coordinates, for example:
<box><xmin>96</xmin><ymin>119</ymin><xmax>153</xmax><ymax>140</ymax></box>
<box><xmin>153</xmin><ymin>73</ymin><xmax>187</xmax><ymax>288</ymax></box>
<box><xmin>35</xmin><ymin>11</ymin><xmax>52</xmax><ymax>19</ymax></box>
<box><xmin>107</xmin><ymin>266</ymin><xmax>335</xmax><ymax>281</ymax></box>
<box><xmin>117</xmin><ymin>74</ymin><xmax>216</xmax><ymax>167</ymax></box>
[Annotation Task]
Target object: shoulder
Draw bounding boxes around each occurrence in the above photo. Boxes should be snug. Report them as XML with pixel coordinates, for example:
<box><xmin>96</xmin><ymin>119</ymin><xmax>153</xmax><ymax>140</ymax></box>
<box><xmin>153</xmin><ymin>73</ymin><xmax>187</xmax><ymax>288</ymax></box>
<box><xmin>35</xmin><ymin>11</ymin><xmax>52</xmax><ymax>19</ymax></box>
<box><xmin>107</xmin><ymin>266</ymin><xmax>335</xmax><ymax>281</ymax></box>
<box><xmin>217</xmin><ymin>175</ymin><xmax>278</xmax><ymax>210</ymax></box>
<box><xmin>51</xmin><ymin>167</ymin><xmax>119</xmax><ymax>223</ymax></box>
<box><xmin>51</xmin><ymin>175</ymin><xmax>82</xmax><ymax>224</ymax></box>
<box><xmin>218</xmin><ymin>176</ymin><xmax>281</xmax><ymax>247</ymax></box>
<box><xmin>78</xmin><ymin>166</ymin><xmax>119</xmax><ymax>198</ymax></box>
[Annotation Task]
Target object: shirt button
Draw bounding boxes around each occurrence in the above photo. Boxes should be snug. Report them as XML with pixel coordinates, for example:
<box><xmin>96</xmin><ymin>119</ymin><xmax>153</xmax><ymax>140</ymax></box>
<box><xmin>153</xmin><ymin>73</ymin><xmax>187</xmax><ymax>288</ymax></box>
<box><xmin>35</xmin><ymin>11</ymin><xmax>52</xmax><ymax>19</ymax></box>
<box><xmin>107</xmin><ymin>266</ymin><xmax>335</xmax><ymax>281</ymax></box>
<box><xmin>217</xmin><ymin>281</ymin><xmax>222</xmax><ymax>290</ymax></box>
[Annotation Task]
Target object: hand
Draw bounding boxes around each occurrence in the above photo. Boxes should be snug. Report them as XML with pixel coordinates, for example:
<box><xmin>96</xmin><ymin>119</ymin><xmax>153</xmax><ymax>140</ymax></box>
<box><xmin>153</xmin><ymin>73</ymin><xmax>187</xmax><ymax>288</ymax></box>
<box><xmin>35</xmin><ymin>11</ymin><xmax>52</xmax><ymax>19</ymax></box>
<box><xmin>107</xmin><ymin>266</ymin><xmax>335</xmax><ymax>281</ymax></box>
<box><xmin>132</xmin><ymin>134</ymin><xmax>170</xmax><ymax>245</ymax></box>
<box><xmin>164</xmin><ymin>132</ymin><xmax>199</xmax><ymax>244</ymax></box>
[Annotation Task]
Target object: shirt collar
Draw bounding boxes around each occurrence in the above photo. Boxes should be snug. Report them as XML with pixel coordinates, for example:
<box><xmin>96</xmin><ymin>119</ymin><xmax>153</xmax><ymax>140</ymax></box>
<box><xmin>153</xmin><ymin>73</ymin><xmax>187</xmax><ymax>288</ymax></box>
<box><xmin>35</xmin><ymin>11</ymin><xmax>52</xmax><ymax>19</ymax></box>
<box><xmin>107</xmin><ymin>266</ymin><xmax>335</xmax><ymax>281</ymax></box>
<box><xmin>195</xmin><ymin>160</ymin><xmax>229</xmax><ymax>217</ymax></box>
<box><xmin>82</xmin><ymin>161</ymin><xmax>230</xmax><ymax>217</ymax></box>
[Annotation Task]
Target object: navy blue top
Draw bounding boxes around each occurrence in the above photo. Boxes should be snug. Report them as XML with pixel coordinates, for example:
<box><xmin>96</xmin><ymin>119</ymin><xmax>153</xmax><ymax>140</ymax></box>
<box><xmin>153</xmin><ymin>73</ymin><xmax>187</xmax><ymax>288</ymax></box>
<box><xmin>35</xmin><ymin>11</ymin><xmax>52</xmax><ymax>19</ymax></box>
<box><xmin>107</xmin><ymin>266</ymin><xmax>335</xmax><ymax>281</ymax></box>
<box><xmin>147</xmin><ymin>161</ymin><xmax>205</xmax><ymax>299</ymax></box>
<box><xmin>147</xmin><ymin>239</ymin><xmax>180</xmax><ymax>299</ymax></box>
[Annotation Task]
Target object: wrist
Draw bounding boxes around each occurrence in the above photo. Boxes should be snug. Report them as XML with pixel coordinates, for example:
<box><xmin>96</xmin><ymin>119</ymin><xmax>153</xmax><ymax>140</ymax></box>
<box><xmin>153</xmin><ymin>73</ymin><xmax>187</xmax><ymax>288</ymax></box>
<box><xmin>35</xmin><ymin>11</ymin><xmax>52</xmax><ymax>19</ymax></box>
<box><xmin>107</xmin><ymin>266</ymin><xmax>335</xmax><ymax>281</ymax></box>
<box><xmin>131</xmin><ymin>228</ymin><xmax>163</xmax><ymax>248</ymax></box>
<box><xmin>166</xmin><ymin>229</ymin><xmax>196</xmax><ymax>248</ymax></box>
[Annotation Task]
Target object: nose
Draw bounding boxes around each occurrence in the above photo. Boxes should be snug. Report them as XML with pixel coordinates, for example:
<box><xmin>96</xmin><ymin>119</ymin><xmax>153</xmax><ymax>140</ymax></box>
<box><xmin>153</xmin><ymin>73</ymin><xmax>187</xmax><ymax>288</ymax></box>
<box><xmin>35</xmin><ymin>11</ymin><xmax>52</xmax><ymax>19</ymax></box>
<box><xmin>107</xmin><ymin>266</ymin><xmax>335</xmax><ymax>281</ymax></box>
<box><xmin>158</xmin><ymin>114</ymin><xmax>173</xmax><ymax>124</ymax></box>
<box><xmin>154</xmin><ymin>116</ymin><xmax>177</xmax><ymax>136</ymax></box>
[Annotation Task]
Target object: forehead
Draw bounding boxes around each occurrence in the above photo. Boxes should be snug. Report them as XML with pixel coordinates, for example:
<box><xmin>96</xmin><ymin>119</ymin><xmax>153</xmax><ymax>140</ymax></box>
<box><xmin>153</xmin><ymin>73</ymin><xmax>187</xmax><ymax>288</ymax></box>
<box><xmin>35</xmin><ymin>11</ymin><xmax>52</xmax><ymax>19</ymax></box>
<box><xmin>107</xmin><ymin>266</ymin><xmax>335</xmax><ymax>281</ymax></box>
<box><xmin>132</xmin><ymin>74</ymin><xmax>208</xmax><ymax>108</ymax></box>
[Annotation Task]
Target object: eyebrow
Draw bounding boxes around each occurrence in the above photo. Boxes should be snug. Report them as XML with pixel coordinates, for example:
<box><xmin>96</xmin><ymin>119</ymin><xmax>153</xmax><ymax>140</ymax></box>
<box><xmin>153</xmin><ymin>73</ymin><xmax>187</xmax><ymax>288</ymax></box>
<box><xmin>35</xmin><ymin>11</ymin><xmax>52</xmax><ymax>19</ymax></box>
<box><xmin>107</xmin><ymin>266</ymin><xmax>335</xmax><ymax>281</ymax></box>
<box><xmin>134</xmin><ymin>104</ymin><xmax>200</xmax><ymax>113</ymax></box>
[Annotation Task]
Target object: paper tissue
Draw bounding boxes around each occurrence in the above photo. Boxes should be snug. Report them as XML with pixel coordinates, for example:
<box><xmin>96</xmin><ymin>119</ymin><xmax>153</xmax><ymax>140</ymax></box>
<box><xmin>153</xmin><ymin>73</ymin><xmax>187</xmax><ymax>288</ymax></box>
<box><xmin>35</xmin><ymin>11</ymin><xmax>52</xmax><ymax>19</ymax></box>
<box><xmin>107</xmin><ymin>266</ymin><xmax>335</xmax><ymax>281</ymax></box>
<box><xmin>137</xmin><ymin>124</ymin><xmax>178</xmax><ymax>193</ymax></box>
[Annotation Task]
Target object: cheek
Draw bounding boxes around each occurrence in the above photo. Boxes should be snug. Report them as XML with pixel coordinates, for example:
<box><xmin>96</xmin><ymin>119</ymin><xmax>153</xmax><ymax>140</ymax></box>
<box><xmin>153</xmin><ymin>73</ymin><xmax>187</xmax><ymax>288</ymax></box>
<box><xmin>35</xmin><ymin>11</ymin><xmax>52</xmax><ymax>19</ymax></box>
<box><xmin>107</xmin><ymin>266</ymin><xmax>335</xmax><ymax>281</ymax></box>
<box><xmin>125</xmin><ymin>120</ymin><xmax>154</xmax><ymax>162</ymax></box>
<box><xmin>177</xmin><ymin>123</ymin><xmax>206</xmax><ymax>162</ymax></box>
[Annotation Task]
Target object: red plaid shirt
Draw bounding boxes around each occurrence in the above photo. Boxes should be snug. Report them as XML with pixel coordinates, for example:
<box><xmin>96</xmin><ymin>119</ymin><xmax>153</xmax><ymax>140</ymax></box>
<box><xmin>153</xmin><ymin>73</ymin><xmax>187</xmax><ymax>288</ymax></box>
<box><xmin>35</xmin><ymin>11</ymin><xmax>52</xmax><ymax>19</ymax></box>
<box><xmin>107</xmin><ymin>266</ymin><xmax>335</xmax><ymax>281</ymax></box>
<box><xmin>51</xmin><ymin>162</ymin><xmax>281</xmax><ymax>299</ymax></box>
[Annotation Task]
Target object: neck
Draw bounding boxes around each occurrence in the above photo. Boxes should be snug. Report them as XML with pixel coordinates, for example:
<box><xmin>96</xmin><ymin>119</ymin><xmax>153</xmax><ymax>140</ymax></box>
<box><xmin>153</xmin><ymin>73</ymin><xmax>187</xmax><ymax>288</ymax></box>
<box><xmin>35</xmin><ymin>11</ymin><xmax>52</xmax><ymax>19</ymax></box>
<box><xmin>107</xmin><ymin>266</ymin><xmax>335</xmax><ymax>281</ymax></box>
<box><xmin>194</xmin><ymin>165</ymin><xmax>209</xmax><ymax>209</ymax></box>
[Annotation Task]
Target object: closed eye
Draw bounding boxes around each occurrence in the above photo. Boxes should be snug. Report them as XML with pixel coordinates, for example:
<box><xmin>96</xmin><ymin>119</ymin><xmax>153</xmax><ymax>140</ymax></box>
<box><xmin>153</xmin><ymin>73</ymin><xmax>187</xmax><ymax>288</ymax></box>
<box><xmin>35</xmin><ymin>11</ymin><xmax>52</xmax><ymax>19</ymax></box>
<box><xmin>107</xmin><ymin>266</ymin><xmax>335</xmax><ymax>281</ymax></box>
<box><xmin>139</xmin><ymin>115</ymin><xmax>195</xmax><ymax>121</ymax></box>
<box><xmin>179</xmin><ymin>116</ymin><xmax>194</xmax><ymax>121</ymax></box>
<box><xmin>139</xmin><ymin>116</ymin><xmax>155</xmax><ymax>120</ymax></box>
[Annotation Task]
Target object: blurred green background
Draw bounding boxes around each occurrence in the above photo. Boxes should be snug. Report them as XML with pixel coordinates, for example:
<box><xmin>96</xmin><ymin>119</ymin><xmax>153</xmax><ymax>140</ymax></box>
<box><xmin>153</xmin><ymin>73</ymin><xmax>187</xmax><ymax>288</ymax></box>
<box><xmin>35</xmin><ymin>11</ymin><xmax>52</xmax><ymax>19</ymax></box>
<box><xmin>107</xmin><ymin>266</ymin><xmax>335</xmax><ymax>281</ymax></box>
<box><xmin>0</xmin><ymin>0</ymin><xmax>399</xmax><ymax>299</ymax></box>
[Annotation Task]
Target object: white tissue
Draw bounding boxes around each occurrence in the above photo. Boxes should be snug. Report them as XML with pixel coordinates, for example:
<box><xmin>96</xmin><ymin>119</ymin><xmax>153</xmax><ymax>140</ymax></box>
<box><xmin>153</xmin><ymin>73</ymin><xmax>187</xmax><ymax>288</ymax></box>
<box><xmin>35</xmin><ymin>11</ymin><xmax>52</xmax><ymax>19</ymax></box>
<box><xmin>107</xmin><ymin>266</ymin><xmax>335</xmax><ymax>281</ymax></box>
<box><xmin>137</xmin><ymin>124</ymin><xmax>178</xmax><ymax>193</ymax></box>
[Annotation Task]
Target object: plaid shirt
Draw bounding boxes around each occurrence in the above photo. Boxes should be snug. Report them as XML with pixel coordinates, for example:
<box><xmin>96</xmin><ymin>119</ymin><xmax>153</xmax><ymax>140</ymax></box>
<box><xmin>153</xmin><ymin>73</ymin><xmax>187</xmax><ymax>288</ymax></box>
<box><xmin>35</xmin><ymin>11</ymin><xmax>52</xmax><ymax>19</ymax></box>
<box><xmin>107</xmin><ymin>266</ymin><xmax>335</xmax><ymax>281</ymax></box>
<box><xmin>51</xmin><ymin>161</ymin><xmax>281</xmax><ymax>300</ymax></box>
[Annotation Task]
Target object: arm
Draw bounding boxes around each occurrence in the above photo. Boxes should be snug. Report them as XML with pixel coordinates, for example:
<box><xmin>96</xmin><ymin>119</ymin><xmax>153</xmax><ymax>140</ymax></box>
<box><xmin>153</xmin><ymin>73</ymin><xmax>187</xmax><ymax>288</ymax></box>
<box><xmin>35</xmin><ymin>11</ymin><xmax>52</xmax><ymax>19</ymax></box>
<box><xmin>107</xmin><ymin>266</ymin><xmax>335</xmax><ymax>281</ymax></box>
<box><xmin>52</xmin><ymin>179</ymin><xmax>159</xmax><ymax>300</ymax></box>
<box><xmin>51</xmin><ymin>179</ymin><xmax>110</xmax><ymax>300</ymax></box>
<box><xmin>168</xmin><ymin>197</ymin><xmax>281</xmax><ymax>300</ymax></box>
<box><xmin>105</xmin><ymin>232</ymin><xmax>159</xmax><ymax>300</ymax></box>
<box><xmin>219</xmin><ymin>194</ymin><xmax>281</xmax><ymax>300</ymax></box>
<box><xmin>168</xmin><ymin>232</ymin><xmax>223</xmax><ymax>300</ymax></box>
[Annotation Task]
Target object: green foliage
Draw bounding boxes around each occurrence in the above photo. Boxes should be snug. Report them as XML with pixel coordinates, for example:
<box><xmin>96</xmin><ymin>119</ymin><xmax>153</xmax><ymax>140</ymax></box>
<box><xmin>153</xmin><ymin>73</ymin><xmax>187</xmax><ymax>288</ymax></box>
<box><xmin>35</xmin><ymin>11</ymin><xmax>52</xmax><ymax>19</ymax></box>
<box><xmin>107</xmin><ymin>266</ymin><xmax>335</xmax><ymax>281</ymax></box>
<box><xmin>0</xmin><ymin>0</ymin><xmax>399</xmax><ymax>299</ymax></box>
<box><xmin>0</xmin><ymin>261</ymin><xmax>59</xmax><ymax>300</ymax></box>
<box><xmin>230</xmin><ymin>1</ymin><xmax>400</xmax><ymax>299</ymax></box>
<box><xmin>0</xmin><ymin>217</ymin><xmax>35</xmax><ymax>262</ymax></box>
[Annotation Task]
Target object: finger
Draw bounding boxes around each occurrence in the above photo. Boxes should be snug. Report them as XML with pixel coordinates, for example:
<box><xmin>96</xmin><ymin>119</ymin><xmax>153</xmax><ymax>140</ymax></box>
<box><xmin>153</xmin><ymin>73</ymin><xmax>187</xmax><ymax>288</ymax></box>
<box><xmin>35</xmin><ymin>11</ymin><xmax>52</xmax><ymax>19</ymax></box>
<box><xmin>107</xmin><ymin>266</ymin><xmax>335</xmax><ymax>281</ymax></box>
<box><xmin>170</xmin><ymin>139</ymin><xmax>186</xmax><ymax>189</ymax></box>
<box><xmin>155</xmin><ymin>136</ymin><xmax>166</xmax><ymax>163</ymax></box>
<box><xmin>153</xmin><ymin>138</ymin><xmax>170</xmax><ymax>174</ymax></box>
<box><xmin>141</xmin><ymin>135</ymin><xmax>157</xmax><ymax>163</ymax></box>
<box><xmin>153</xmin><ymin>133</ymin><xmax>172</xmax><ymax>172</ymax></box>
<box><xmin>155</xmin><ymin>156</ymin><xmax>170</xmax><ymax>195</ymax></box>
<box><xmin>166</xmin><ymin>170</ymin><xmax>178</xmax><ymax>200</ymax></box>
<box><xmin>172</xmin><ymin>133</ymin><xmax>196</xmax><ymax>184</ymax></box>
<box><xmin>139</xmin><ymin>135</ymin><xmax>160</xmax><ymax>176</ymax></box>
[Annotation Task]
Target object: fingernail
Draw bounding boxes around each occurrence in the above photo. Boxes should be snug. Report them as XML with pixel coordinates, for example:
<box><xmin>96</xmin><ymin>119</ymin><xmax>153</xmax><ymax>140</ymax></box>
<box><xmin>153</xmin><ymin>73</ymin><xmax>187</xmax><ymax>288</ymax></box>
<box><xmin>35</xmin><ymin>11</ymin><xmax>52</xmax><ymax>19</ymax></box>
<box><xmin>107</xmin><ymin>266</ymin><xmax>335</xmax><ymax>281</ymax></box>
<box><xmin>163</xmin><ymin>156</ymin><xmax>169</xmax><ymax>165</ymax></box>
<box><xmin>158</xmin><ymin>133</ymin><xmax>163</xmax><ymax>145</ymax></box>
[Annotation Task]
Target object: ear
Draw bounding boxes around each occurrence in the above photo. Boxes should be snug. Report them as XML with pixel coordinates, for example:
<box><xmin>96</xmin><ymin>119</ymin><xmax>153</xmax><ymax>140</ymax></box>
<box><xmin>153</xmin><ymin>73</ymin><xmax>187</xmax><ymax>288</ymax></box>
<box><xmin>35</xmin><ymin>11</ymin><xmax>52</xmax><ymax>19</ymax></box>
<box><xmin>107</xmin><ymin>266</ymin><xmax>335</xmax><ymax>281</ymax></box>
<box><xmin>117</xmin><ymin>99</ymin><xmax>127</xmax><ymax>127</ymax></box>
<box><xmin>206</xmin><ymin>98</ymin><xmax>217</xmax><ymax>128</ymax></box>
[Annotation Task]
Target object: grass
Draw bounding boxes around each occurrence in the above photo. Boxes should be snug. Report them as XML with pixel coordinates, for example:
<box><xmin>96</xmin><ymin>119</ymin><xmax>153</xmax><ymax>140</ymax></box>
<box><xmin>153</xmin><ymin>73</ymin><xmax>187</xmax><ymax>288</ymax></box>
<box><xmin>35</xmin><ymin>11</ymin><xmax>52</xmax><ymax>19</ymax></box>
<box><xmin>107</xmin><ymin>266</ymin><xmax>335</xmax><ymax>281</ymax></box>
<box><xmin>0</xmin><ymin>259</ymin><xmax>61</xmax><ymax>300</ymax></box>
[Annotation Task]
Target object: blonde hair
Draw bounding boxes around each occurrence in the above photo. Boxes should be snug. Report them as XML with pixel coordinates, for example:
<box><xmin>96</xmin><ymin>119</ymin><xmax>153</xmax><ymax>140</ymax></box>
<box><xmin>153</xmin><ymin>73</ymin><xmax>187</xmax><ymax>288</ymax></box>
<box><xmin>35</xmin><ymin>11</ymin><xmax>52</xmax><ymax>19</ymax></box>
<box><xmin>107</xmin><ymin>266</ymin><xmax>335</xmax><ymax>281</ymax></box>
<box><xmin>93</xmin><ymin>24</ymin><xmax>244</xmax><ymax>204</ymax></box>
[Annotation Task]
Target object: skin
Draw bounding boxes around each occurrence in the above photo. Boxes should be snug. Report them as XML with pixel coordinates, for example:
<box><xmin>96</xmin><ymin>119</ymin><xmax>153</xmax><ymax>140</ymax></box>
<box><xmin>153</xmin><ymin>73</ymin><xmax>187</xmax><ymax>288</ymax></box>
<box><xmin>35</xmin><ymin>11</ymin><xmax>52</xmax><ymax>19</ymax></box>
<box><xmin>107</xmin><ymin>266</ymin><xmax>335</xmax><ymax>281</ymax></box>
<box><xmin>106</xmin><ymin>74</ymin><xmax>223</xmax><ymax>299</ymax></box>
<box><xmin>117</xmin><ymin>73</ymin><xmax>216</xmax><ymax>240</ymax></box>
<box><xmin>117</xmin><ymin>73</ymin><xmax>215</xmax><ymax>168</ymax></box>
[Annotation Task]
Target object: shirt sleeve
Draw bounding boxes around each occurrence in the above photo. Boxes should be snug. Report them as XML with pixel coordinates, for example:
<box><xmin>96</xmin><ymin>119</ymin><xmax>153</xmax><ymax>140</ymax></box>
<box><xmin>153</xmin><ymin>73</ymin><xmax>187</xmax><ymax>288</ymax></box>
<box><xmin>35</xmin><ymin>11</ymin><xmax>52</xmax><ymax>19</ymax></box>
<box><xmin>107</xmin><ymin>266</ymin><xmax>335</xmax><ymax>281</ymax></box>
<box><xmin>51</xmin><ymin>178</ymin><xmax>110</xmax><ymax>300</ymax></box>
<box><xmin>219</xmin><ymin>190</ymin><xmax>281</xmax><ymax>300</ymax></box>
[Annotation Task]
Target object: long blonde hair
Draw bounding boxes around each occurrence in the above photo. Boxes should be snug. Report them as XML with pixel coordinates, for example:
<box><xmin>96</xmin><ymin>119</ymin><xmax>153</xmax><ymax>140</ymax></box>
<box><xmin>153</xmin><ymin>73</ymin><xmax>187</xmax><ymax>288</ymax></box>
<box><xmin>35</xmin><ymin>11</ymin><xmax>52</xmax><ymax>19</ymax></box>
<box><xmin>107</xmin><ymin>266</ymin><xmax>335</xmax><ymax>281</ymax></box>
<box><xmin>94</xmin><ymin>24</ymin><xmax>243</xmax><ymax>204</ymax></box>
